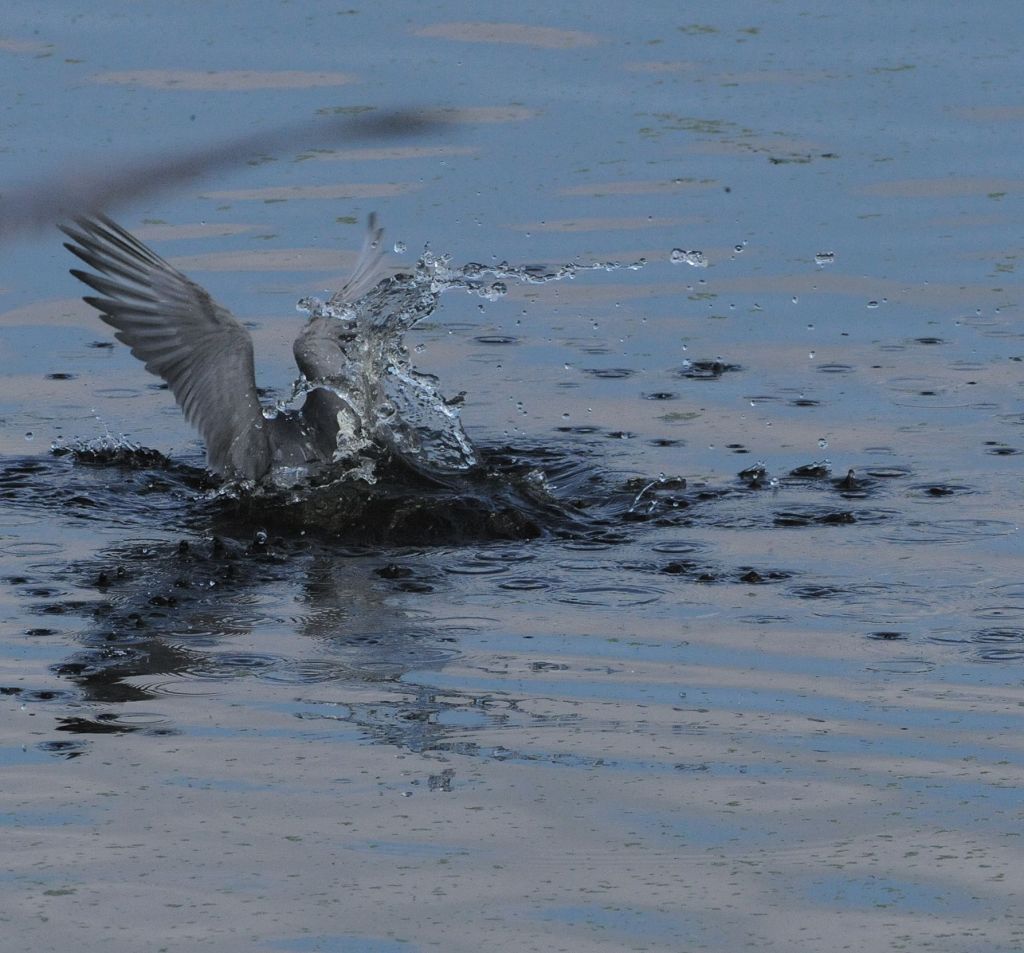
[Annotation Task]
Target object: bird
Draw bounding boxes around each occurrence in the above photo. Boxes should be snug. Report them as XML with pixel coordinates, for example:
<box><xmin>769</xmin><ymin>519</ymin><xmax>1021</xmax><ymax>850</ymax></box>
<box><xmin>61</xmin><ymin>214</ymin><xmax>396</xmax><ymax>483</ymax></box>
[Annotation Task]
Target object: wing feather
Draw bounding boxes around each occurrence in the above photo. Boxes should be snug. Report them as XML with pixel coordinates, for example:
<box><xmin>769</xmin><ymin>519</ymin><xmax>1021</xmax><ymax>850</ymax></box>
<box><xmin>327</xmin><ymin>213</ymin><xmax>387</xmax><ymax>308</ymax></box>
<box><xmin>61</xmin><ymin>215</ymin><xmax>271</xmax><ymax>479</ymax></box>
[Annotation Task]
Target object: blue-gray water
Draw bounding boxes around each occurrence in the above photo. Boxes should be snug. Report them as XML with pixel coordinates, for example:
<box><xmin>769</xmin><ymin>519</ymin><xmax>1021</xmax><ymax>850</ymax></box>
<box><xmin>1</xmin><ymin>4</ymin><xmax>1022</xmax><ymax>952</ymax></box>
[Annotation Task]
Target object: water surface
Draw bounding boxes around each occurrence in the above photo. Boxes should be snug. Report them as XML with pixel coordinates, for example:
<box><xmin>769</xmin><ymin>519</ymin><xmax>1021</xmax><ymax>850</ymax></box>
<box><xmin>1</xmin><ymin>3</ymin><xmax>1022</xmax><ymax>952</ymax></box>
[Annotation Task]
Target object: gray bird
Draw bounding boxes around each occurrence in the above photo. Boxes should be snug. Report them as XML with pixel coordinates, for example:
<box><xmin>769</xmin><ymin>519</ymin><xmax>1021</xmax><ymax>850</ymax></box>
<box><xmin>61</xmin><ymin>215</ymin><xmax>391</xmax><ymax>482</ymax></box>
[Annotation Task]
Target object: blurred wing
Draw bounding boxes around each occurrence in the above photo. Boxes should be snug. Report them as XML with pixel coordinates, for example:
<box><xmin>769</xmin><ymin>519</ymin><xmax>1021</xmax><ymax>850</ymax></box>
<box><xmin>61</xmin><ymin>215</ymin><xmax>270</xmax><ymax>478</ymax></box>
<box><xmin>1</xmin><ymin>110</ymin><xmax>442</xmax><ymax>244</ymax></box>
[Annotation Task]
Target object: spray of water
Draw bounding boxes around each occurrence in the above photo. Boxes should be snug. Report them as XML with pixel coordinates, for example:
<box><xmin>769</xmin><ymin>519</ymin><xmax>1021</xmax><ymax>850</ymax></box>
<box><xmin>261</xmin><ymin>248</ymin><xmax>648</xmax><ymax>486</ymax></box>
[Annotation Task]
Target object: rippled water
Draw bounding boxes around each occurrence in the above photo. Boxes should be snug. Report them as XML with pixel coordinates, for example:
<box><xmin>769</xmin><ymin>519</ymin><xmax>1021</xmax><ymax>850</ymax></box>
<box><xmin>2</xmin><ymin>4</ymin><xmax>1023</xmax><ymax>953</ymax></box>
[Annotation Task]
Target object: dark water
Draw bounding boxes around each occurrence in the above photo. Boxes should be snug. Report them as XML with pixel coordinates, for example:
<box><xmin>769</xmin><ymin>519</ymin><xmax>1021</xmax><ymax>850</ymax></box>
<box><xmin>2</xmin><ymin>4</ymin><xmax>1022</xmax><ymax>952</ymax></box>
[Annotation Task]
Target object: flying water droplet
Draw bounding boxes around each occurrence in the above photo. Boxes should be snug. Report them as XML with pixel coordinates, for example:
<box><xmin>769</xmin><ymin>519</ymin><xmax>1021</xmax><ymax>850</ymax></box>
<box><xmin>670</xmin><ymin>248</ymin><xmax>708</xmax><ymax>268</ymax></box>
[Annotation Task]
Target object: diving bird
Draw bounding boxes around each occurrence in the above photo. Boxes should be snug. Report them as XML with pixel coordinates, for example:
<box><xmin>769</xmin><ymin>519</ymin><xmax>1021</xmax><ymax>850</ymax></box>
<box><xmin>61</xmin><ymin>214</ymin><xmax>392</xmax><ymax>482</ymax></box>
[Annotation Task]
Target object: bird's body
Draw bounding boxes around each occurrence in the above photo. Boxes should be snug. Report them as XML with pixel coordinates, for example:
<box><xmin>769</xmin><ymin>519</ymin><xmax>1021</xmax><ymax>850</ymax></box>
<box><xmin>61</xmin><ymin>215</ymin><xmax>397</xmax><ymax>482</ymax></box>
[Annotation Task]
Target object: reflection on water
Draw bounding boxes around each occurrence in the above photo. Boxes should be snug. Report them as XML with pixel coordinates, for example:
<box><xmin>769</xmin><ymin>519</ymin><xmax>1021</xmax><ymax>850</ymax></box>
<box><xmin>2</xmin><ymin>427</ymin><xmax>1020</xmax><ymax>764</ymax></box>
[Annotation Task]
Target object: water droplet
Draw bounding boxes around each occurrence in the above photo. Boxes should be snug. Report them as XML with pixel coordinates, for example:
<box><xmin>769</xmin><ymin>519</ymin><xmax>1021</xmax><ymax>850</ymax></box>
<box><xmin>477</xmin><ymin>281</ymin><xmax>506</xmax><ymax>301</ymax></box>
<box><xmin>393</xmin><ymin>241</ymin><xmax>406</xmax><ymax>254</ymax></box>
<box><xmin>24</xmin><ymin>432</ymin><xmax>33</xmax><ymax>441</ymax></box>
<box><xmin>814</xmin><ymin>252</ymin><xmax>835</xmax><ymax>266</ymax></box>
<box><xmin>818</xmin><ymin>437</ymin><xmax>829</xmax><ymax>449</ymax></box>
<box><xmin>808</xmin><ymin>351</ymin><xmax>816</xmax><ymax>359</ymax></box>
<box><xmin>734</xmin><ymin>243</ymin><xmax>746</xmax><ymax>253</ymax></box>
<box><xmin>867</xmin><ymin>300</ymin><xmax>879</xmax><ymax>309</ymax></box>
<box><xmin>670</xmin><ymin>248</ymin><xmax>708</xmax><ymax>268</ymax></box>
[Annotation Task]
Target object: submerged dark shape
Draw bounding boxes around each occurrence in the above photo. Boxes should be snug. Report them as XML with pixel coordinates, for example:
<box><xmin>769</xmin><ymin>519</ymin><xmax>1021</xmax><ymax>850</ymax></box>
<box><xmin>222</xmin><ymin>446</ymin><xmax>584</xmax><ymax>543</ymax></box>
<box><xmin>62</xmin><ymin>214</ymin><xmax>463</xmax><ymax>483</ymax></box>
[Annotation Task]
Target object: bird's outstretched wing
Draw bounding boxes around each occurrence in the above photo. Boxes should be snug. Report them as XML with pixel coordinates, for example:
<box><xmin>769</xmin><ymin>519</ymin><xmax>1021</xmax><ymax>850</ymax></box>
<box><xmin>295</xmin><ymin>214</ymin><xmax>390</xmax><ymax>382</ymax></box>
<box><xmin>293</xmin><ymin>215</ymin><xmax>390</xmax><ymax>457</ymax></box>
<box><xmin>61</xmin><ymin>215</ymin><xmax>271</xmax><ymax>479</ymax></box>
<box><xmin>327</xmin><ymin>213</ymin><xmax>387</xmax><ymax>307</ymax></box>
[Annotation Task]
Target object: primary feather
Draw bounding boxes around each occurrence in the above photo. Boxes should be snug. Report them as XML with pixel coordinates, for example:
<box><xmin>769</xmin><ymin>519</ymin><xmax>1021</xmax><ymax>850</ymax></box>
<box><xmin>62</xmin><ymin>215</ymin><xmax>388</xmax><ymax>481</ymax></box>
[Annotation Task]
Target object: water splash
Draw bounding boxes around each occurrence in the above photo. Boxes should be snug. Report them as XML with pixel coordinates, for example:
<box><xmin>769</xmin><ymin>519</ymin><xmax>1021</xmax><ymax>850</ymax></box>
<box><xmin>262</xmin><ymin>247</ymin><xmax>647</xmax><ymax>486</ymax></box>
<box><xmin>670</xmin><ymin>248</ymin><xmax>708</xmax><ymax>268</ymax></box>
<box><xmin>51</xmin><ymin>433</ymin><xmax>173</xmax><ymax>469</ymax></box>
